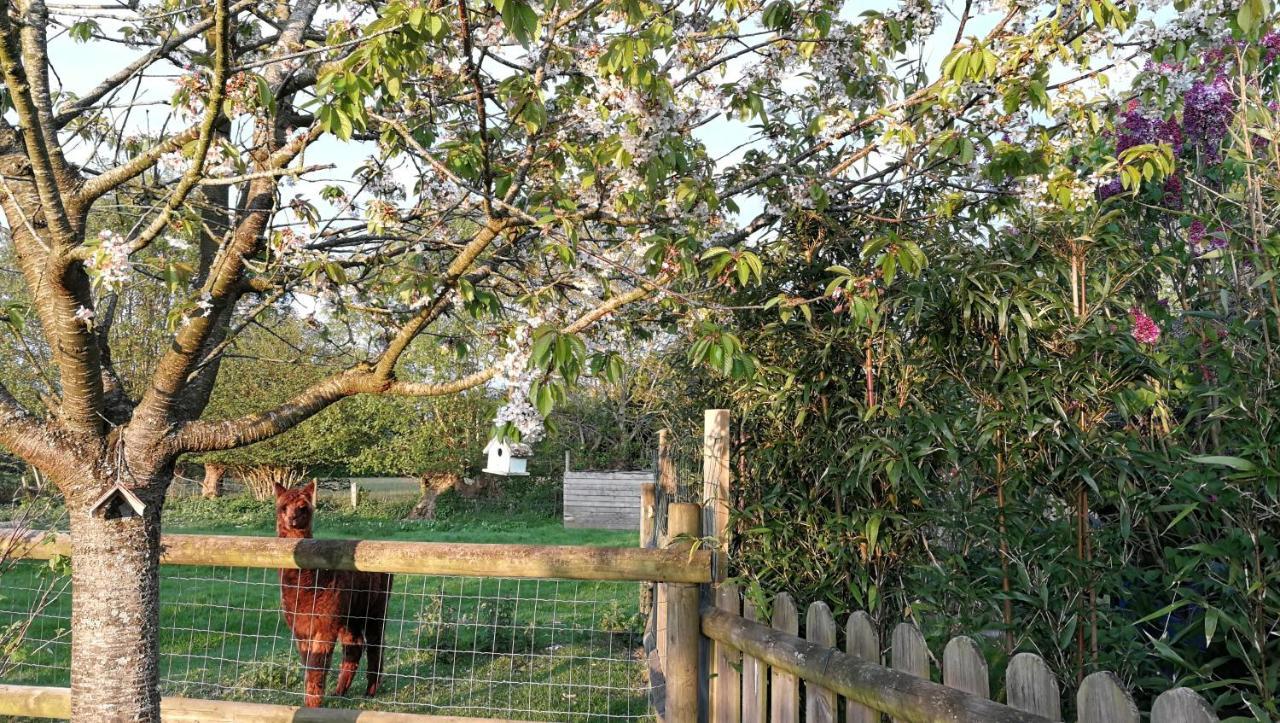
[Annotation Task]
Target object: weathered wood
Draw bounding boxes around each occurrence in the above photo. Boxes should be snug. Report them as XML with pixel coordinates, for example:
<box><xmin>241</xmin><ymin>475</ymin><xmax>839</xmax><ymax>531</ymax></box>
<box><xmin>0</xmin><ymin>684</ymin><xmax>541</xmax><ymax>721</ymax></box>
<box><xmin>770</xmin><ymin>593</ymin><xmax>800</xmax><ymax>723</ymax></box>
<box><xmin>702</xmin><ymin>609</ymin><xmax>1054</xmax><ymax>723</ymax></box>
<box><xmin>942</xmin><ymin>636</ymin><xmax>989</xmax><ymax>699</ymax></box>
<box><xmin>563</xmin><ymin>471</ymin><xmax>653</xmax><ymax>531</ymax></box>
<box><xmin>666</xmin><ymin>503</ymin><xmax>702</xmax><ymax>723</ymax></box>
<box><xmin>741</xmin><ymin>598</ymin><xmax>767</xmax><ymax>723</ymax></box>
<box><xmin>8</xmin><ymin>530</ymin><xmax>711</xmax><ymax>583</ymax></box>
<box><xmin>658</xmin><ymin>428</ymin><xmax>676</xmax><ymax>496</ymax></box>
<box><xmin>641</xmin><ymin>483</ymin><xmax>657</xmax><ymax>548</ymax></box>
<box><xmin>702</xmin><ymin>408</ymin><xmax>731</xmax><ymax>581</ymax></box>
<box><xmin>1077</xmin><ymin>671</ymin><xmax>1138</xmax><ymax>723</ymax></box>
<box><xmin>804</xmin><ymin>601</ymin><xmax>838</xmax><ymax>723</ymax></box>
<box><xmin>640</xmin><ymin>482</ymin><xmax>658</xmax><ymax>624</ymax></box>
<box><xmin>890</xmin><ymin>622</ymin><xmax>929</xmax><ymax>679</ymax></box>
<box><xmin>890</xmin><ymin>622</ymin><xmax>929</xmax><ymax>723</ymax></box>
<box><xmin>1005</xmin><ymin>652</ymin><xmax>1061</xmax><ymax>721</ymax></box>
<box><xmin>710</xmin><ymin>583</ymin><xmax>742</xmax><ymax>723</ymax></box>
<box><xmin>1151</xmin><ymin>687</ymin><xmax>1217</xmax><ymax>723</ymax></box>
<box><xmin>0</xmin><ymin>684</ymin><xmax>68</xmax><ymax>718</ymax></box>
<box><xmin>349</xmin><ymin>480</ymin><xmax>360</xmax><ymax>509</ymax></box>
<box><xmin>845</xmin><ymin>611</ymin><xmax>880</xmax><ymax>723</ymax></box>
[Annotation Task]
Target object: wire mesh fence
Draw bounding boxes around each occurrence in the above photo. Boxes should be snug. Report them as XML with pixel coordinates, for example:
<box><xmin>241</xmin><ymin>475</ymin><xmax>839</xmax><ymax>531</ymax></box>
<box><xmin>0</xmin><ymin>560</ymin><xmax>656</xmax><ymax>721</ymax></box>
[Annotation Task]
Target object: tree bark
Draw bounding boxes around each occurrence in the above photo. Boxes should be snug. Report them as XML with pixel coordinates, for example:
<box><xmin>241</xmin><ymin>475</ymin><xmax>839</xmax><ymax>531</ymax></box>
<box><xmin>68</xmin><ymin>496</ymin><xmax>163</xmax><ymax>722</ymax></box>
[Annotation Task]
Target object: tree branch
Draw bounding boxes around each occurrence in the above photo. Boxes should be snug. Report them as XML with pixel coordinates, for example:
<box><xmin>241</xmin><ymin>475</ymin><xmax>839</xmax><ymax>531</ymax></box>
<box><xmin>0</xmin><ymin>0</ymin><xmax>76</xmax><ymax>244</ymax></box>
<box><xmin>0</xmin><ymin>379</ymin><xmax>70</xmax><ymax>474</ymax></box>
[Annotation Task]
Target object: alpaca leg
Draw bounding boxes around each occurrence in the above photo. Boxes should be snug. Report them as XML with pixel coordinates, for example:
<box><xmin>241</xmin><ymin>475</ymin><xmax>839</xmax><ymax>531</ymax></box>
<box><xmin>299</xmin><ymin>638</ymin><xmax>335</xmax><ymax>707</ymax></box>
<box><xmin>364</xmin><ymin>581</ymin><xmax>391</xmax><ymax>697</ymax></box>
<box><xmin>334</xmin><ymin>630</ymin><xmax>364</xmax><ymax>697</ymax></box>
<box><xmin>364</xmin><ymin>616</ymin><xmax>385</xmax><ymax>696</ymax></box>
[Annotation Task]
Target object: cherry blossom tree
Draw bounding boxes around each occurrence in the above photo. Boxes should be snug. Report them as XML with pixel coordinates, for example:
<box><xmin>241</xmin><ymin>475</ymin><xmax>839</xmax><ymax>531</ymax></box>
<box><xmin>0</xmin><ymin>0</ymin><xmax>1201</xmax><ymax>718</ymax></box>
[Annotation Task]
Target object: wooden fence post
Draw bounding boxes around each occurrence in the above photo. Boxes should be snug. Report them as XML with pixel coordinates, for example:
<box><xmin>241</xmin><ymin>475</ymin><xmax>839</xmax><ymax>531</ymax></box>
<box><xmin>845</xmin><ymin>611</ymin><xmax>880</xmax><ymax>723</ymax></box>
<box><xmin>710</xmin><ymin>583</ymin><xmax>742</xmax><ymax>723</ymax></box>
<box><xmin>770</xmin><ymin>593</ymin><xmax>800</xmax><ymax>722</ymax></box>
<box><xmin>1152</xmin><ymin>688</ymin><xmax>1218</xmax><ymax>723</ymax></box>
<box><xmin>658</xmin><ymin>428</ymin><xmax>676</xmax><ymax>500</ymax></box>
<box><xmin>349</xmin><ymin>480</ymin><xmax>359</xmax><ymax>509</ymax></box>
<box><xmin>666</xmin><ymin>502</ymin><xmax>702</xmax><ymax>723</ymax></box>
<box><xmin>889</xmin><ymin>622</ymin><xmax>929</xmax><ymax>723</ymax></box>
<box><xmin>1007</xmin><ymin>652</ymin><xmax>1062</xmax><ymax>721</ymax></box>
<box><xmin>1077</xmin><ymin>671</ymin><xmax>1138</xmax><ymax>723</ymax></box>
<box><xmin>640</xmin><ymin>483</ymin><xmax>657</xmax><ymax>621</ymax></box>
<box><xmin>804</xmin><ymin>601</ymin><xmax>837</xmax><ymax>723</ymax></box>
<box><xmin>702</xmin><ymin>409</ymin><xmax>731</xmax><ymax>581</ymax></box>
<box><xmin>741</xmin><ymin>598</ymin><xmax>766</xmax><ymax>723</ymax></box>
<box><xmin>942</xmin><ymin>636</ymin><xmax>989</xmax><ymax>698</ymax></box>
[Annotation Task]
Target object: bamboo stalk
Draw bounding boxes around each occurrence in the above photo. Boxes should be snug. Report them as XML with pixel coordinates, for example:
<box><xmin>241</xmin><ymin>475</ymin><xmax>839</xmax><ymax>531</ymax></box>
<box><xmin>7</xmin><ymin>530</ymin><xmax>711</xmax><ymax>583</ymax></box>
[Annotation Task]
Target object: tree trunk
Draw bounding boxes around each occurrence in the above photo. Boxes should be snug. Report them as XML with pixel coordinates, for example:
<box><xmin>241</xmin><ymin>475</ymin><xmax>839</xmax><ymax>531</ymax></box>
<box><xmin>68</xmin><ymin>499</ymin><xmax>163</xmax><ymax>722</ymax></box>
<box><xmin>201</xmin><ymin>463</ymin><xmax>225</xmax><ymax>499</ymax></box>
<box><xmin>408</xmin><ymin>473</ymin><xmax>458</xmax><ymax>520</ymax></box>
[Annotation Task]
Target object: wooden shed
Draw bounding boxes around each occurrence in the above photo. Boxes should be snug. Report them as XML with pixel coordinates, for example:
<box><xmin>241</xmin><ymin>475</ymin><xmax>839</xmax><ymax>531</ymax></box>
<box><xmin>563</xmin><ymin>467</ymin><xmax>655</xmax><ymax>530</ymax></box>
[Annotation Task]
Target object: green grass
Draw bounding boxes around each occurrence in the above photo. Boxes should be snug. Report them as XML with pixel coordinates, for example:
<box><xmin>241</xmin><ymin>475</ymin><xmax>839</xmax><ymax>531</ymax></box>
<box><xmin>0</xmin><ymin>496</ymin><xmax>653</xmax><ymax>721</ymax></box>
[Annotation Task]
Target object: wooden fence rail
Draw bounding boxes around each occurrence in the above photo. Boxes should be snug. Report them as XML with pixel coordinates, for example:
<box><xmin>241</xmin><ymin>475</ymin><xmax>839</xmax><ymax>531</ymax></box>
<box><xmin>703</xmin><ymin>585</ymin><xmax>1219</xmax><ymax>723</ymax></box>
<box><xmin>8</xmin><ymin>530</ymin><xmax>712</xmax><ymax>583</ymax></box>
<box><xmin>0</xmin><ymin>684</ymin><xmax>548</xmax><ymax>722</ymax></box>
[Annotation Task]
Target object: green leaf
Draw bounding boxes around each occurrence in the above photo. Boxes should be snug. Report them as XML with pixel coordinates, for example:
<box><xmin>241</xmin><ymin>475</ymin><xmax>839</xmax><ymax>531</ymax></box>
<box><xmin>1189</xmin><ymin>455</ymin><xmax>1256</xmax><ymax>472</ymax></box>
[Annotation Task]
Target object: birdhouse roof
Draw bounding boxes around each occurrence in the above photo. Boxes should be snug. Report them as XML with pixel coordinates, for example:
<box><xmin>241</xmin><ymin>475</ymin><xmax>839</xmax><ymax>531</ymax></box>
<box><xmin>485</xmin><ymin>439</ymin><xmax>533</xmax><ymax>457</ymax></box>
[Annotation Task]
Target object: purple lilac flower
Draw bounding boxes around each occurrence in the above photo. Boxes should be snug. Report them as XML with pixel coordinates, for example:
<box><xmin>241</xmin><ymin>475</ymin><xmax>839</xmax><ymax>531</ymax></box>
<box><xmin>1189</xmin><ymin>220</ymin><xmax>1206</xmax><ymax>246</ymax></box>
<box><xmin>1161</xmin><ymin>175</ymin><xmax>1182</xmax><ymax>209</ymax></box>
<box><xmin>1131</xmin><ymin>307</ymin><xmax>1161</xmax><ymax>345</ymax></box>
<box><xmin>1116</xmin><ymin>100</ymin><xmax>1183</xmax><ymax>155</ymax></box>
<box><xmin>1096</xmin><ymin>178</ymin><xmax>1124</xmax><ymax>200</ymax></box>
<box><xmin>1183</xmin><ymin>78</ymin><xmax>1234</xmax><ymax>161</ymax></box>
<box><xmin>1264</xmin><ymin>32</ymin><xmax>1280</xmax><ymax>64</ymax></box>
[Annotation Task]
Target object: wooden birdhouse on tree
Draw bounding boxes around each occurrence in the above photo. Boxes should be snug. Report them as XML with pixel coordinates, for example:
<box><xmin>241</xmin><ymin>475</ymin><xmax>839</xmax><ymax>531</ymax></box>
<box><xmin>483</xmin><ymin>439</ymin><xmax>531</xmax><ymax>476</ymax></box>
<box><xmin>88</xmin><ymin>484</ymin><xmax>147</xmax><ymax>520</ymax></box>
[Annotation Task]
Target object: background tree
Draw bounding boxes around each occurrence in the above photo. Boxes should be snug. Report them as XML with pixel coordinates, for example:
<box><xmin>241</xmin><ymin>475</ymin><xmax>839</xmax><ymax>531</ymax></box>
<box><xmin>706</xmin><ymin>3</ymin><xmax>1280</xmax><ymax>715</ymax></box>
<box><xmin>0</xmin><ymin>0</ymin><xmax>1179</xmax><ymax>718</ymax></box>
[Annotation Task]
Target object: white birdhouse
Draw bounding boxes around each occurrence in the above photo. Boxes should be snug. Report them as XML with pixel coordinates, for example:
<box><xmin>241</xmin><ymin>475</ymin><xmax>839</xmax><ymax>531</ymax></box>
<box><xmin>483</xmin><ymin>439</ymin><xmax>531</xmax><ymax>476</ymax></box>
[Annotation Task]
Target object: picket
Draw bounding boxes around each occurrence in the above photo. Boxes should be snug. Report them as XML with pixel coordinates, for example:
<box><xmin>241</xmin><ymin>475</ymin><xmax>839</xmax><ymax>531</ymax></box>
<box><xmin>711</xmin><ymin>584</ymin><xmax>742</xmax><ymax>723</ymax></box>
<box><xmin>769</xmin><ymin>593</ymin><xmax>800</xmax><ymax>723</ymax></box>
<box><xmin>942</xmin><ymin>636</ymin><xmax>989</xmax><ymax>699</ymax></box>
<box><xmin>844</xmin><ymin>611</ymin><xmax>880</xmax><ymax>723</ymax></box>
<box><xmin>741</xmin><ymin>598</ymin><xmax>766</xmax><ymax>723</ymax></box>
<box><xmin>1006</xmin><ymin>652</ymin><xmax>1062</xmax><ymax>721</ymax></box>
<box><xmin>1152</xmin><ymin>687</ymin><xmax>1217</xmax><ymax>723</ymax></box>
<box><xmin>803</xmin><ymin>602</ymin><xmax>837</xmax><ymax>723</ymax></box>
<box><xmin>1077</xmin><ymin>671</ymin><xmax>1138</xmax><ymax>723</ymax></box>
<box><xmin>889</xmin><ymin>623</ymin><xmax>929</xmax><ymax>723</ymax></box>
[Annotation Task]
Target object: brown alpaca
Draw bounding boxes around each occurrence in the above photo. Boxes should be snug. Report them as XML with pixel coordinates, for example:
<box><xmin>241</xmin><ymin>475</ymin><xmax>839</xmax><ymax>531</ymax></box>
<box><xmin>275</xmin><ymin>481</ymin><xmax>393</xmax><ymax>707</ymax></box>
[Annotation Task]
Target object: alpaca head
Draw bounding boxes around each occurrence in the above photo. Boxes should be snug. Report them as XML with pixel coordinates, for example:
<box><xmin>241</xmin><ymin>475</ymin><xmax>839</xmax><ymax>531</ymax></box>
<box><xmin>274</xmin><ymin>480</ymin><xmax>317</xmax><ymax>537</ymax></box>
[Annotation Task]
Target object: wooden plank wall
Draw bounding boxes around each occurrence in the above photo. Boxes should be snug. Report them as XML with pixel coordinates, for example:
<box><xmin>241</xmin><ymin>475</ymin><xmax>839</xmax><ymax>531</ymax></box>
<box><xmin>563</xmin><ymin>470</ymin><xmax>655</xmax><ymax>530</ymax></box>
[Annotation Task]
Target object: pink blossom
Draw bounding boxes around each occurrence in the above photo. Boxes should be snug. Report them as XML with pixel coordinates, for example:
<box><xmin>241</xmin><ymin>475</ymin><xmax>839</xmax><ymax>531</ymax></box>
<box><xmin>1130</xmin><ymin>307</ymin><xmax>1161</xmax><ymax>345</ymax></box>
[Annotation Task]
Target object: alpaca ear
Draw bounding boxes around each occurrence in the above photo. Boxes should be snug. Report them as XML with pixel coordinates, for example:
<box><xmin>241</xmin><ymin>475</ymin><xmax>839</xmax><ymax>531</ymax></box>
<box><xmin>306</xmin><ymin>479</ymin><xmax>317</xmax><ymax>503</ymax></box>
<box><xmin>273</xmin><ymin>482</ymin><xmax>286</xmax><ymax>497</ymax></box>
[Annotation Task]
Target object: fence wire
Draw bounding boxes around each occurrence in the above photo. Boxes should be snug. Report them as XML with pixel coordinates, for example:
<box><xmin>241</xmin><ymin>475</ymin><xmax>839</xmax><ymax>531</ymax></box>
<box><xmin>0</xmin><ymin>560</ymin><xmax>655</xmax><ymax>721</ymax></box>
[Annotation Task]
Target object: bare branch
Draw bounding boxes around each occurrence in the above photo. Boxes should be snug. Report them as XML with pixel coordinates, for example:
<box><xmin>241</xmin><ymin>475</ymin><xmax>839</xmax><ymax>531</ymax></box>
<box><xmin>53</xmin><ymin>0</ymin><xmax>258</xmax><ymax>128</ymax></box>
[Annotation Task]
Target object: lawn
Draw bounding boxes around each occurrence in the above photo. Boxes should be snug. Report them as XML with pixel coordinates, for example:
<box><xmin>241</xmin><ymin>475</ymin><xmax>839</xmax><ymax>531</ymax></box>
<box><xmin>0</xmin><ymin>495</ymin><xmax>653</xmax><ymax>722</ymax></box>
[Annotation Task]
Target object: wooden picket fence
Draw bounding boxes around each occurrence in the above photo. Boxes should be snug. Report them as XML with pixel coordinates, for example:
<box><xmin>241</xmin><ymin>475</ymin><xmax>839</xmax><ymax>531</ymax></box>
<box><xmin>701</xmin><ymin>584</ymin><xmax>1219</xmax><ymax>723</ymax></box>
